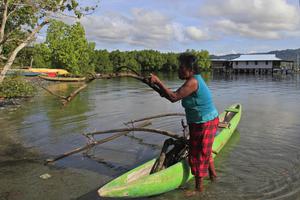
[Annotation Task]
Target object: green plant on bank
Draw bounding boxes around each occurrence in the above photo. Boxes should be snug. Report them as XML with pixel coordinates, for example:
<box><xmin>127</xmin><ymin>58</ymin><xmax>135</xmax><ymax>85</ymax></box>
<box><xmin>0</xmin><ymin>77</ymin><xmax>36</xmax><ymax>98</ymax></box>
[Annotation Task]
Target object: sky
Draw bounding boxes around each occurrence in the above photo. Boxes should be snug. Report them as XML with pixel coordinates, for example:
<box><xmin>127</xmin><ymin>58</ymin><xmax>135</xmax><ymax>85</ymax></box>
<box><xmin>54</xmin><ymin>0</ymin><xmax>300</xmax><ymax>55</ymax></box>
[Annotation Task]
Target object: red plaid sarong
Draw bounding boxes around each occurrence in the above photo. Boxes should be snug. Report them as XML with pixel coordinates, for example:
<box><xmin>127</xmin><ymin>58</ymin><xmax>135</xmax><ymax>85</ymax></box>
<box><xmin>188</xmin><ymin>117</ymin><xmax>219</xmax><ymax>177</ymax></box>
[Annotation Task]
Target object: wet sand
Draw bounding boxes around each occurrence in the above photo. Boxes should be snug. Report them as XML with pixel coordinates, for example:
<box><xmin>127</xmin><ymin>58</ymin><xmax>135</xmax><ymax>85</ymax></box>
<box><xmin>0</xmin><ymin>133</ymin><xmax>106</xmax><ymax>200</ymax></box>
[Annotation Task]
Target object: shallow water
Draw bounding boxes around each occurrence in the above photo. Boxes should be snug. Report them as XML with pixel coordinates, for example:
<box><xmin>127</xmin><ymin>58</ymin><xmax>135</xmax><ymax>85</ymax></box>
<box><xmin>0</xmin><ymin>73</ymin><xmax>300</xmax><ymax>200</ymax></box>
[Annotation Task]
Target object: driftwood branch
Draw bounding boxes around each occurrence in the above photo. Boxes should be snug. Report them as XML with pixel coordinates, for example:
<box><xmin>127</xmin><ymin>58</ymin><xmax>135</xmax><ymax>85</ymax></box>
<box><xmin>39</xmin><ymin>82</ymin><xmax>88</xmax><ymax>106</ymax></box>
<box><xmin>40</xmin><ymin>85</ymin><xmax>67</xmax><ymax>99</ymax></box>
<box><xmin>45</xmin><ymin>121</ymin><xmax>152</xmax><ymax>164</ymax></box>
<box><xmin>124</xmin><ymin>113</ymin><xmax>185</xmax><ymax>125</ymax></box>
<box><xmin>85</xmin><ymin>127</ymin><xmax>181</xmax><ymax>139</ymax></box>
<box><xmin>62</xmin><ymin>84</ymin><xmax>87</xmax><ymax>105</ymax></box>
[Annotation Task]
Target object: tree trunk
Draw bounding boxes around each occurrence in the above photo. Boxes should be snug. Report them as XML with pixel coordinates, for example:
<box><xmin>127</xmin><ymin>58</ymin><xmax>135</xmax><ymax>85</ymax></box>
<box><xmin>0</xmin><ymin>0</ymin><xmax>9</xmax><ymax>55</ymax></box>
<box><xmin>0</xmin><ymin>21</ymin><xmax>48</xmax><ymax>83</ymax></box>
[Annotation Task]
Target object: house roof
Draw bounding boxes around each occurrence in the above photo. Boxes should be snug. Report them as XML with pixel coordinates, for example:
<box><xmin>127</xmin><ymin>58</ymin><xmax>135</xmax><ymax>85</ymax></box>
<box><xmin>211</xmin><ymin>59</ymin><xmax>228</xmax><ymax>62</ymax></box>
<box><xmin>231</xmin><ymin>54</ymin><xmax>282</xmax><ymax>61</ymax></box>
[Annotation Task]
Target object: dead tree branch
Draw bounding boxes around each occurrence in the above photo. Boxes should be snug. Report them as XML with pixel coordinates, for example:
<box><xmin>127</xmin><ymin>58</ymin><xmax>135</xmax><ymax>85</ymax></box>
<box><xmin>98</xmin><ymin>71</ymin><xmax>165</xmax><ymax>97</ymax></box>
<box><xmin>124</xmin><ymin>113</ymin><xmax>185</xmax><ymax>125</ymax></box>
<box><xmin>85</xmin><ymin>127</ymin><xmax>181</xmax><ymax>139</ymax></box>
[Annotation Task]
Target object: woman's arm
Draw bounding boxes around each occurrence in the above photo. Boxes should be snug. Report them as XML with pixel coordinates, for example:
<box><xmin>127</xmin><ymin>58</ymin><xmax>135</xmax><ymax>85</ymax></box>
<box><xmin>150</xmin><ymin>74</ymin><xmax>198</xmax><ymax>103</ymax></box>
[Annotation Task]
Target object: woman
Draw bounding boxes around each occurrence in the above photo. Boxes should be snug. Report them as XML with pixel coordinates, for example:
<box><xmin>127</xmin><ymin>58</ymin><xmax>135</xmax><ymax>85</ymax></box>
<box><xmin>149</xmin><ymin>53</ymin><xmax>219</xmax><ymax>194</ymax></box>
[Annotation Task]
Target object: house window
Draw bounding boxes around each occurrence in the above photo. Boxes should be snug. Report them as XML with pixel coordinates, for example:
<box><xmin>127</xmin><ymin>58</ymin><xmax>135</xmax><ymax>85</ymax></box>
<box><xmin>255</xmin><ymin>61</ymin><xmax>258</xmax><ymax>65</ymax></box>
<box><xmin>246</xmin><ymin>61</ymin><xmax>249</xmax><ymax>65</ymax></box>
<box><xmin>235</xmin><ymin>61</ymin><xmax>238</xmax><ymax>65</ymax></box>
<box><xmin>265</xmin><ymin>61</ymin><xmax>269</xmax><ymax>65</ymax></box>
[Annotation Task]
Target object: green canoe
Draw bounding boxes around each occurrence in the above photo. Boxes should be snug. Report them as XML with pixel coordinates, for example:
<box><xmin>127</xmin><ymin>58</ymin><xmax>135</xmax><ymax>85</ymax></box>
<box><xmin>98</xmin><ymin>103</ymin><xmax>242</xmax><ymax>198</ymax></box>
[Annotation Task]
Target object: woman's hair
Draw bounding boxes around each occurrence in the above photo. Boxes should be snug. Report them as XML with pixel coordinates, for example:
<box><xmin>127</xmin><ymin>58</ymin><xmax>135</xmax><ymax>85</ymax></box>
<box><xmin>178</xmin><ymin>53</ymin><xmax>200</xmax><ymax>74</ymax></box>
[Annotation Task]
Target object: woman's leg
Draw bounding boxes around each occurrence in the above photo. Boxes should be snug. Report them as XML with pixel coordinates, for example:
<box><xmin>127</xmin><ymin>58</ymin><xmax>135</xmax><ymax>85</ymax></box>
<box><xmin>208</xmin><ymin>155</ymin><xmax>217</xmax><ymax>182</ymax></box>
<box><xmin>188</xmin><ymin>118</ymin><xmax>218</xmax><ymax>192</ymax></box>
<box><xmin>195</xmin><ymin>176</ymin><xmax>204</xmax><ymax>192</ymax></box>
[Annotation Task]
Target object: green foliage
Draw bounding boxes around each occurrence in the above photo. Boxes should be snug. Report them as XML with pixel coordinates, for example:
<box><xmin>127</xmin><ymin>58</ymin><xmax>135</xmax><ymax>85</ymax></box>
<box><xmin>162</xmin><ymin>53</ymin><xmax>179</xmax><ymax>71</ymax></box>
<box><xmin>1</xmin><ymin>1</ymin><xmax>38</xmax><ymax>59</ymax></box>
<box><xmin>124</xmin><ymin>51</ymin><xmax>140</xmax><ymax>72</ymax></box>
<box><xmin>109</xmin><ymin>50</ymin><xmax>125</xmax><ymax>71</ymax></box>
<box><xmin>17</xmin><ymin>45</ymin><xmax>212</xmax><ymax>74</ymax></box>
<box><xmin>46</xmin><ymin>20</ymin><xmax>95</xmax><ymax>75</ymax></box>
<box><xmin>93</xmin><ymin>49</ymin><xmax>211</xmax><ymax>73</ymax></box>
<box><xmin>135</xmin><ymin>50</ymin><xmax>166</xmax><ymax>71</ymax></box>
<box><xmin>32</xmin><ymin>44</ymin><xmax>52</xmax><ymax>68</ymax></box>
<box><xmin>16</xmin><ymin>46</ymin><xmax>34</xmax><ymax>67</ymax></box>
<box><xmin>94</xmin><ymin>50</ymin><xmax>113</xmax><ymax>73</ymax></box>
<box><xmin>0</xmin><ymin>77</ymin><xmax>36</xmax><ymax>98</ymax></box>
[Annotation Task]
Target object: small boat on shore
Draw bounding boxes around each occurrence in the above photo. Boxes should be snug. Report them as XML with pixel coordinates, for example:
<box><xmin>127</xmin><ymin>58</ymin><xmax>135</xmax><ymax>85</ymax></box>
<box><xmin>98</xmin><ymin>104</ymin><xmax>242</xmax><ymax>198</ymax></box>
<box><xmin>7</xmin><ymin>69</ymin><xmax>42</xmax><ymax>77</ymax></box>
<box><xmin>38</xmin><ymin>75</ymin><xmax>86</xmax><ymax>82</ymax></box>
<box><xmin>29</xmin><ymin>68</ymin><xmax>69</xmax><ymax>75</ymax></box>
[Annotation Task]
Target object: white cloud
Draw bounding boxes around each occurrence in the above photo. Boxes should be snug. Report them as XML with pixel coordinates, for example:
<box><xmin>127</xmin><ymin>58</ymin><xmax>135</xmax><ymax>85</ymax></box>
<box><xmin>185</xmin><ymin>26</ymin><xmax>213</xmax><ymax>41</ymax></box>
<box><xmin>199</xmin><ymin>0</ymin><xmax>300</xmax><ymax>39</ymax></box>
<box><xmin>78</xmin><ymin>9</ymin><xmax>210</xmax><ymax>49</ymax></box>
<box><xmin>80</xmin><ymin>13</ymin><xmax>132</xmax><ymax>43</ymax></box>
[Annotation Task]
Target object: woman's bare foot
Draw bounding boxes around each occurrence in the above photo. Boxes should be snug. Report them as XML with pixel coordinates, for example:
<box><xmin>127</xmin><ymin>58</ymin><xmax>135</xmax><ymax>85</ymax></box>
<box><xmin>184</xmin><ymin>190</ymin><xmax>198</xmax><ymax>197</ymax></box>
<box><xmin>209</xmin><ymin>159</ymin><xmax>217</xmax><ymax>182</ymax></box>
<box><xmin>210</xmin><ymin>175</ymin><xmax>217</xmax><ymax>182</ymax></box>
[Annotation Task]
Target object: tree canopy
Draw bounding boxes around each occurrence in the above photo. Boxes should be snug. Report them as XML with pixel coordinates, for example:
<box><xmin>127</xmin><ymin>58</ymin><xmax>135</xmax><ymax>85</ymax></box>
<box><xmin>46</xmin><ymin>20</ymin><xmax>95</xmax><ymax>75</ymax></box>
<box><xmin>25</xmin><ymin>34</ymin><xmax>212</xmax><ymax>74</ymax></box>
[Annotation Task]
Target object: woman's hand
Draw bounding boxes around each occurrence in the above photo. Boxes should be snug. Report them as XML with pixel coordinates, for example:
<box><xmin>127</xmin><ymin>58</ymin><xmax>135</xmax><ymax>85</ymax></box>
<box><xmin>149</xmin><ymin>73</ymin><xmax>161</xmax><ymax>85</ymax></box>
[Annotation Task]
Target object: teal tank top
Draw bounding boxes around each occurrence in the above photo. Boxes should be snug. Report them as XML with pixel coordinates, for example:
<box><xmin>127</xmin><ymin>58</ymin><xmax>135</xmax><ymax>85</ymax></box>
<box><xmin>182</xmin><ymin>74</ymin><xmax>218</xmax><ymax>124</ymax></box>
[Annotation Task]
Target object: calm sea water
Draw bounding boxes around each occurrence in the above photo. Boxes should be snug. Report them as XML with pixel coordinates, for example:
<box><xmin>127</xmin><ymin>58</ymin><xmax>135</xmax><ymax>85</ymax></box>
<box><xmin>0</xmin><ymin>73</ymin><xmax>299</xmax><ymax>200</ymax></box>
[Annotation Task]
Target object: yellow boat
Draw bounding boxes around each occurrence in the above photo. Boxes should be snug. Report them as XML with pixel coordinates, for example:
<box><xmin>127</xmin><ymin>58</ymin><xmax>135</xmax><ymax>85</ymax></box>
<box><xmin>28</xmin><ymin>68</ymin><xmax>69</xmax><ymax>75</ymax></box>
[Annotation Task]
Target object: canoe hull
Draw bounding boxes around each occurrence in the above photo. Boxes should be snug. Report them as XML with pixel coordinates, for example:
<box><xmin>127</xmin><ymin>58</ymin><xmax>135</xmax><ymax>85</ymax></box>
<box><xmin>38</xmin><ymin>75</ymin><xmax>86</xmax><ymax>82</ymax></box>
<box><xmin>98</xmin><ymin>104</ymin><xmax>242</xmax><ymax>198</ymax></box>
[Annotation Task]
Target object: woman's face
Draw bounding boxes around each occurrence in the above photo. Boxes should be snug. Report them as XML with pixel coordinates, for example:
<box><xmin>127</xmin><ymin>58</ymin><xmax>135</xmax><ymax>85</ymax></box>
<box><xmin>178</xmin><ymin>65</ymin><xmax>193</xmax><ymax>80</ymax></box>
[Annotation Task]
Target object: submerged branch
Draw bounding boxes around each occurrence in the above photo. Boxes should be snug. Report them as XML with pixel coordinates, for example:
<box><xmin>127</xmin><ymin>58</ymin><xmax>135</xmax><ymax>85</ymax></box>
<box><xmin>39</xmin><ymin>82</ymin><xmax>88</xmax><ymax>106</ymax></box>
<box><xmin>39</xmin><ymin>85</ymin><xmax>67</xmax><ymax>100</ymax></box>
<box><xmin>45</xmin><ymin>121</ymin><xmax>152</xmax><ymax>164</ymax></box>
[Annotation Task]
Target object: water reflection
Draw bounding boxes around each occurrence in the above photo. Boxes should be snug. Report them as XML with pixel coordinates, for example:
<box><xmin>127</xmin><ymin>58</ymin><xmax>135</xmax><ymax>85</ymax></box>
<box><xmin>0</xmin><ymin>73</ymin><xmax>299</xmax><ymax>200</ymax></box>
